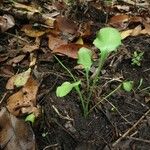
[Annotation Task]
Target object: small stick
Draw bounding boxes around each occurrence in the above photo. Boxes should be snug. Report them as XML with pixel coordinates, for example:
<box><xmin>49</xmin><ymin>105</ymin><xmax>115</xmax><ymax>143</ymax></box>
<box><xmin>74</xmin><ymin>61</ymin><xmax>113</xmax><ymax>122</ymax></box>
<box><xmin>112</xmin><ymin>109</ymin><xmax>150</xmax><ymax>148</ymax></box>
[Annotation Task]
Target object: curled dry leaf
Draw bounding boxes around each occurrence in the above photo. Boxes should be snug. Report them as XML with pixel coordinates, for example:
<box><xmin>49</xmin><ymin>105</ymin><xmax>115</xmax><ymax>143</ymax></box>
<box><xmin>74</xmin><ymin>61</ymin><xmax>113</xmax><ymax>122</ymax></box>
<box><xmin>6</xmin><ymin>77</ymin><xmax>40</xmax><ymax>117</ymax></box>
<box><xmin>6</xmin><ymin>68</ymin><xmax>31</xmax><ymax>90</ymax></box>
<box><xmin>0</xmin><ymin>107</ymin><xmax>36</xmax><ymax>150</ymax></box>
<box><xmin>0</xmin><ymin>14</ymin><xmax>15</xmax><ymax>32</ymax></box>
<box><xmin>109</xmin><ymin>15</ymin><xmax>130</xmax><ymax>30</ymax></box>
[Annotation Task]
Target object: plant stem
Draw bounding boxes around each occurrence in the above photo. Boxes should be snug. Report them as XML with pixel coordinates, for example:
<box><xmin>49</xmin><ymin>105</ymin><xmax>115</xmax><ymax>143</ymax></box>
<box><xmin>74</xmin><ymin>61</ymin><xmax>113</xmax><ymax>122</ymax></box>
<box><xmin>85</xmin><ymin>70</ymin><xmax>90</xmax><ymax>91</ymax></box>
<box><xmin>54</xmin><ymin>55</ymin><xmax>86</xmax><ymax>114</ymax></box>
<box><xmin>54</xmin><ymin>55</ymin><xmax>76</xmax><ymax>81</ymax></box>
<box><xmin>84</xmin><ymin>51</ymin><xmax>108</xmax><ymax>116</ymax></box>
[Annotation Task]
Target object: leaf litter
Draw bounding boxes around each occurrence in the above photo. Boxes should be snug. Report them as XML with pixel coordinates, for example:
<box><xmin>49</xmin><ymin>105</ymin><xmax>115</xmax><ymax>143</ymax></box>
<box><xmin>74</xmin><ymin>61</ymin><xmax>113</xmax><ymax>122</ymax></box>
<box><xmin>0</xmin><ymin>0</ymin><xmax>150</xmax><ymax>149</ymax></box>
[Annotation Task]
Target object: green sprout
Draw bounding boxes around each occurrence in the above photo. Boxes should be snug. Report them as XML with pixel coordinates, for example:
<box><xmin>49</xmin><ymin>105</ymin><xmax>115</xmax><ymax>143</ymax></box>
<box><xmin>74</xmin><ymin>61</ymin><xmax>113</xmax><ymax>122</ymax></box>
<box><xmin>25</xmin><ymin>113</ymin><xmax>36</xmax><ymax>125</ymax></box>
<box><xmin>56</xmin><ymin>27</ymin><xmax>122</xmax><ymax>117</ymax></box>
<box><xmin>122</xmin><ymin>81</ymin><xmax>134</xmax><ymax>92</ymax></box>
<box><xmin>131</xmin><ymin>51</ymin><xmax>144</xmax><ymax>66</ymax></box>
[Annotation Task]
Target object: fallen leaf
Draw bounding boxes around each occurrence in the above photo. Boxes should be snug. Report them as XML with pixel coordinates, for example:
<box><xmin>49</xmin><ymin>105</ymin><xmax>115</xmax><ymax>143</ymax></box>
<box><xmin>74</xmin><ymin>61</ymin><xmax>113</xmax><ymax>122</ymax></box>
<box><xmin>6</xmin><ymin>77</ymin><xmax>40</xmax><ymax>116</ymax></box>
<box><xmin>131</xmin><ymin>25</ymin><xmax>142</xmax><ymax>36</ymax></box>
<box><xmin>55</xmin><ymin>16</ymin><xmax>78</xmax><ymax>34</ymax></box>
<box><xmin>52</xmin><ymin>43</ymin><xmax>87</xmax><ymax>59</ymax></box>
<box><xmin>109</xmin><ymin>15</ymin><xmax>130</xmax><ymax>29</ymax></box>
<box><xmin>22</xmin><ymin>41</ymin><xmax>40</xmax><ymax>53</ymax></box>
<box><xmin>6</xmin><ymin>54</ymin><xmax>26</xmax><ymax>65</ymax></box>
<box><xmin>0</xmin><ymin>107</ymin><xmax>36</xmax><ymax>150</ymax></box>
<box><xmin>0</xmin><ymin>14</ymin><xmax>15</xmax><ymax>32</ymax></box>
<box><xmin>13</xmin><ymin>2</ymin><xmax>40</xmax><ymax>13</ymax></box>
<box><xmin>0</xmin><ymin>65</ymin><xmax>14</xmax><ymax>78</ymax></box>
<box><xmin>48</xmin><ymin>34</ymin><xmax>67</xmax><ymax>50</ymax></box>
<box><xmin>21</xmin><ymin>24</ymin><xmax>46</xmax><ymax>37</ymax></box>
<box><xmin>6</xmin><ymin>68</ymin><xmax>31</xmax><ymax>90</ymax></box>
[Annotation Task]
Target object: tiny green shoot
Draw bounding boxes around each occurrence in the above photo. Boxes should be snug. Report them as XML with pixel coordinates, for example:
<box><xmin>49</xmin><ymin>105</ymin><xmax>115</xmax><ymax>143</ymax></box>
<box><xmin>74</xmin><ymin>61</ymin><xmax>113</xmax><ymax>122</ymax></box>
<box><xmin>122</xmin><ymin>81</ymin><xmax>134</xmax><ymax>92</ymax></box>
<box><xmin>25</xmin><ymin>113</ymin><xmax>36</xmax><ymax>124</ymax></box>
<box><xmin>131</xmin><ymin>51</ymin><xmax>144</xmax><ymax>66</ymax></box>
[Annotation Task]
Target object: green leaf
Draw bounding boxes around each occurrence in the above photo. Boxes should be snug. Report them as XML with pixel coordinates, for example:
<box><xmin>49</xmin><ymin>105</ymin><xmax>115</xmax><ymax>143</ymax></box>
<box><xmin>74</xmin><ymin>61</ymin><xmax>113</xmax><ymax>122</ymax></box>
<box><xmin>93</xmin><ymin>27</ymin><xmax>121</xmax><ymax>53</ymax></box>
<box><xmin>122</xmin><ymin>81</ymin><xmax>133</xmax><ymax>92</ymax></box>
<box><xmin>56</xmin><ymin>81</ymin><xmax>81</xmax><ymax>97</ymax></box>
<box><xmin>25</xmin><ymin>113</ymin><xmax>36</xmax><ymax>124</ymax></box>
<box><xmin>77</xmin><ymin>47</ymin><xmax>92</xmax><ymax>71</ymax></box>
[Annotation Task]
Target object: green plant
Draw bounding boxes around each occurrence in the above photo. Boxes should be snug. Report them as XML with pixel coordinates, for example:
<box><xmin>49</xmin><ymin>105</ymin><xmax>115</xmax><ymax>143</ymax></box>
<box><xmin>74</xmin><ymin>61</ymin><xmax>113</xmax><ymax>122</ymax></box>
<box><xmin>122</xmin><ymin>81</ymin><xmax>134</xmax><ymax>92</ymax></box>
<box><xmin>131</xmin><ymin>51</ymin><xmax>144</xmax><ymax>66</ymax></box>
<box><xmin>25</xmin><ymin>113</ymin><xmax>36</xmax><ymax>125</ymax></box>
<box><xmin>56</xmin><ymin>27</ymin><xmax>122</xmax><ymax>117</ymax></box>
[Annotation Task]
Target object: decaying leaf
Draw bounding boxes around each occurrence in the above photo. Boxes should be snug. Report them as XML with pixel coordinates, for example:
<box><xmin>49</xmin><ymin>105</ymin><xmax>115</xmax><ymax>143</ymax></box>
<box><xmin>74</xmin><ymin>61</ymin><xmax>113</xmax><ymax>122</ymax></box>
<box><xmin>6</xmin><ymin>77</ymin><xmax>40</xmax><ymax>117</ymax></box>
<box><xmin>21</xmin><ymin>24</ymin><xmax>46</xmax><ymax>37</ymax></box>
<box><xmin>109</xmin><ymin>15</ymin><xmax>130</xmax><ymax>29</ymax></box>
<box><xmin>55</xmin><ymin>16</ymin><xmax>78</xmax><ymax>35</ymax></box>
<box><xmin>52</xmin><ymin>43</ymin><xmax>88</xmax><ymax>59</ymax></box>
<box><xmin>0</xmin><ymin>107</ymin><xmax>36</xmax><ymax>150</ymax></box>
<box><xmin>48</xmin><ymin>34</ymin><xmax>67</xmax><ymax>50</ymax></box>
<box><xmin>13</xmin><ymin>2</ymin><xmax>40</xmax><ymax>13</ymax></box>
<box><xmin>6</xmin><ymin>54</ymin><xmax>26</xmax><ymax>65</ymax></box>
<box><xmin>0</xmin><ymin>65</ymin><xmax>14</xmax><ymax>78</ymax></box>
<box><xmin>0</xmin><ymin>14</ymin><xmax>15</xmax><ymax>32</ymax></box>
<box><xmin>6</xmin><ymin>68</ymin><xmax>31</xmax><ymax>90</ymax></box>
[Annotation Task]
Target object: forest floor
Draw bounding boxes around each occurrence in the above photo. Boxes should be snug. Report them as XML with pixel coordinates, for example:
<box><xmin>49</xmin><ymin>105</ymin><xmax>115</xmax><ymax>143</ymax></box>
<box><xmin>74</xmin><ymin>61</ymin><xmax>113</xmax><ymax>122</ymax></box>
<box><xmin>0</xmin><ymin>0</ymin><xmax>150</xmax><ymax>150</ymax></box>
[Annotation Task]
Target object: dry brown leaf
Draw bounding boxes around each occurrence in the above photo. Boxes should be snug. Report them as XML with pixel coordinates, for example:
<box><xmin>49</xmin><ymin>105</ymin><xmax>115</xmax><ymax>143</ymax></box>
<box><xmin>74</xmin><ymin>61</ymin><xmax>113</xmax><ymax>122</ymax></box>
<box><xmin>52</xmin><ymin>43</ymin><xmax>89</xmax><ymax>59</ymax></box>
<box><xmin>13</xmin><ymin>2</ymin><xmax>40</xmax><ymax>13</ymax></box>
<box><xmin>21</xmin><ymin>24</ymin><xmax>46</xmax><ymax>37</ymax></box>
<box><xmin>6</xmin><ymin>54</ymin><xmax>26</xmax><ymax>65</ymax></box>
<box><xmin>131</xmin><ymin>25</ymin><xmax>142</xmax><ymax>36</ymax></box>
<box><xmin>0</xmin><ymin>107</ymin><xmax>36</xmax><ymax>150</ymax></box>
<box><xmin>0</xmin><ymin>14</ymin><xmax>15</xmax><ymax>32</ymax></box>
<box><xmin>141</xmin><ymin>23</ymin><xmax>150</xmax><ymax>35</ymax></box>
<box><xmin>55</xmin><ymin>16</ymin><xmax>78</xmax><ymax>34</ymax></box>
<box><xmin>48</xmin><ymin>34</ymin><xmax>67</xmax><ymax>50</ymax></box>
<box><xmin>22</xmin><ymin>42</ymin><xmax>40</xmax><ymax>53</ymax></box>
<box><xmin>6</xmin><ymin>77</ymin><xmax>40</xmax><ymax>116</ymax></box>
<box><xmin>0</xmin><ymin>65</ymin><xmax>14</xmax><ymax>78</ymax></box>
<box><xmin>109</xmin><ymin>15</ymin><xmax>129</xmax><ymax>29</ymax></box>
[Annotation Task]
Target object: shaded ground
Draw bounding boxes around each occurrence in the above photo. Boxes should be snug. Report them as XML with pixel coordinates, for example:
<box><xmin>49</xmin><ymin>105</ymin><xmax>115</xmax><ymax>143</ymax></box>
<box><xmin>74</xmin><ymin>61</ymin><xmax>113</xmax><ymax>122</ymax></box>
<box><xmin>0</xmin><ymin>1</ymin><xmax>150</xmax><ymax>150</ymax></box>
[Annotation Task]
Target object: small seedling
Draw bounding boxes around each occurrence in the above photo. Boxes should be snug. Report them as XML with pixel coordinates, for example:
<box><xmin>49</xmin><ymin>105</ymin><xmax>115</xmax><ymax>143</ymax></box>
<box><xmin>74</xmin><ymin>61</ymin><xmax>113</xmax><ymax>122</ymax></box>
<box><xmin>56</xmin><ymin>27</ymin><xmax>122</xmax><ymax>117</ymax></box>
<box><xmin>122</xmin><ymin>81</ymin><xmax>134</xmax><ymax>92</ymax></box>
<box><xmin>131</xmin><ymin>51</ymin><xmax>144</xmax><ymax>66</ymax></box>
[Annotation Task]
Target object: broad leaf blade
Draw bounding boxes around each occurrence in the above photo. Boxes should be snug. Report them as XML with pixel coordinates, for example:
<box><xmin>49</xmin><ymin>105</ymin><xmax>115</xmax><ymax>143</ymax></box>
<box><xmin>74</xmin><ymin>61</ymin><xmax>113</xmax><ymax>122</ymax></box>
<box><xmin>77</xmin><ymin>47</ymin><xmax>92</xmax><ymax>71</ymax></box>
<box><xmin>93</xmin><ymin>27</ymin><xmax>121</xmax><ymax>53</ymax></box>
<box><xmin>56</xmin><ymin>81</ymin><xmax>80</xmax><ymax>97</ymax></box>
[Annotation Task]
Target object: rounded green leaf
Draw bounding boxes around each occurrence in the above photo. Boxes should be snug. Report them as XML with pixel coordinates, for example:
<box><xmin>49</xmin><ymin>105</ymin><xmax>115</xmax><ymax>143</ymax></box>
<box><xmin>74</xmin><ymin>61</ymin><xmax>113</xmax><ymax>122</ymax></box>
<box><xmin>77</xmin><ymin>47</ymin><xmax>92</xmax><ymax>71</ymax></box>
<box><xmin>122</xmin><ymin>81</ymin><xmax>133</xmax><ymax>92</ymax></box>
<box><xmin>56</xmin><ymin>82</ymin><xmax>73</xmax><ymax>97</ymax></box>
<box><xmin>93</xmin><ymin>27</ymin><xmax>121</xmax><ymax>53</ymax></box>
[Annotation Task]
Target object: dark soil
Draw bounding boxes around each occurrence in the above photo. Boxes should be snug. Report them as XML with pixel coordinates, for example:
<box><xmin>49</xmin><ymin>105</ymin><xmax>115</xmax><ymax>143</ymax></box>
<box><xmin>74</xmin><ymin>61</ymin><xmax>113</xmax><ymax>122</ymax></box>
<box><xmin>0</xmin><ymin>1</ymin><xmax>150</xmax><ymax>150</ymax></box>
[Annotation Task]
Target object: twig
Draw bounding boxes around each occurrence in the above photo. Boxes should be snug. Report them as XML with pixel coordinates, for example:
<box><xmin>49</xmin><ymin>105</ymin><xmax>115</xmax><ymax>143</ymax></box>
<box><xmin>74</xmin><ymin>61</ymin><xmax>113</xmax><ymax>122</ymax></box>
<box><xmin>112</xmin><ymin>109</ymin><xmax>150</xmax><ymax>148</ymax></box>
<box><xmin>126</xmin><ymin>136</ymin><xmax>150</xmax><ymax>144</ymax></box>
